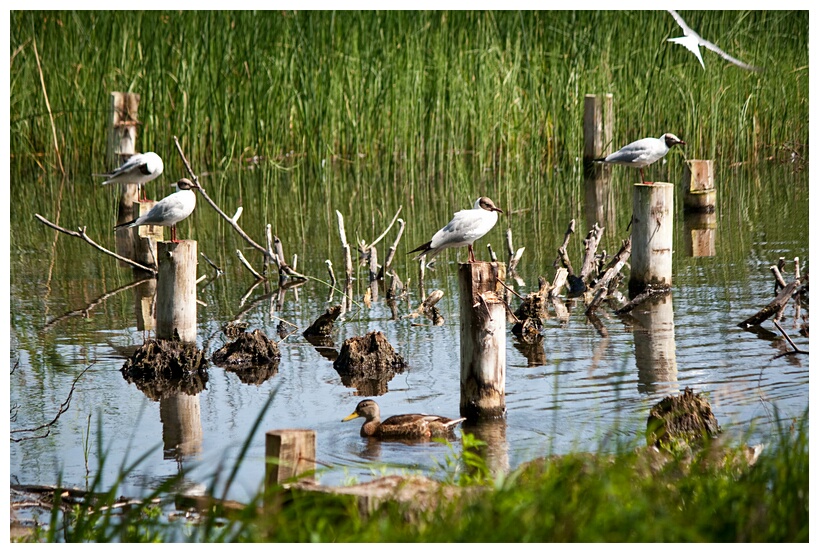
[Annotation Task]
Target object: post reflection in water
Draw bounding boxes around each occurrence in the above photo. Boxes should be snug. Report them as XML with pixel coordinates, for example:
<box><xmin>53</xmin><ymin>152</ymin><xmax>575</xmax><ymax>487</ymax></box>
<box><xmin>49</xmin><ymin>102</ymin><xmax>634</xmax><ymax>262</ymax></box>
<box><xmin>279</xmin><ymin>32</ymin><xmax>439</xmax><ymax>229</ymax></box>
<box><xmin>159</xmin><ymin>394</ymin><xmax>203</xmax><ymax>459</ymax></box>
<box><xmin>133</xmin><ymin>276</ymin><xmax>156</xmax><ymax>332</ymax></box>
<box><xmin>460</xmin><ymin>418</ymin><xmax>509</xmax><ymax>478</ymax></box>
<box><xmin>631</xmin><ymin>293</ymin><xmax>678</xmax><ymax>396</ymax></box>
<box><xmin>683</xmin><ymin>211</ymin><xmax>717</xmax><ymax>258</ymax></box>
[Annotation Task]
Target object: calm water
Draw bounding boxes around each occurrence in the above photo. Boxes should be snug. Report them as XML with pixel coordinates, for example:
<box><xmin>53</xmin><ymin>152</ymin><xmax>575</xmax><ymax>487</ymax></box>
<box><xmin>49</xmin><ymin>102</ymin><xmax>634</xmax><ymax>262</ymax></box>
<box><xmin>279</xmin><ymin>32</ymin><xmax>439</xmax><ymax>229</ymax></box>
<box><xmin>9</xmin><ymin>161</ymin><xmax>809</xmax><ymax>504</ymax></box>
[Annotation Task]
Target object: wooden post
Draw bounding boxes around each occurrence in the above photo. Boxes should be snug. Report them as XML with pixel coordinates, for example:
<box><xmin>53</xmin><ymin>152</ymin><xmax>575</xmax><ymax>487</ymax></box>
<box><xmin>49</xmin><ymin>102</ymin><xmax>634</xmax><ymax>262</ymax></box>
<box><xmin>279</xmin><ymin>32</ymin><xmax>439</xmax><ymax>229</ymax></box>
<box><xmin>265</xmin><ymin>429</ymin><xmax>316</xmax><ymax>486</ymax></box>
<box><xmin>156</xmin><ymin>240</ymin><xmax>198</xmax><ymax>343</ymax></box>
<box><xmin>107</xmin><ymin>92</ymin><xmax>140</xmax><ymax>225</ymax></box>
<box><xmin>133</xmin><ymin>277</ymin><xmax>157</xmax><ymax>331</ymax></box>
<box><xmin>459</xmin><ymin>262</ymin><xmax>507</xmax><ymax>420</ymax></box>
<box><xmin>682</xmin><ymin>160</ymin><xmax>716</xmax><ymax>212</ymax></box>
<box><xmin>629</xmin><ymin>182</ymin><xmax>674</xmax><ymax>298</ymax></box>
<box><xmin>582</xmin><ymin>93</ymin><xmax>613</xmax><ymax>178</ymax></box>
<box><xmin>683</xmin><ymin>211</ymin><xmax>717</xmax><ymax>257</ymax></box>
<box><xmin>632</xmin><ymin>293</ymin><xmax>678</xmax><ymax>396</ymax></box>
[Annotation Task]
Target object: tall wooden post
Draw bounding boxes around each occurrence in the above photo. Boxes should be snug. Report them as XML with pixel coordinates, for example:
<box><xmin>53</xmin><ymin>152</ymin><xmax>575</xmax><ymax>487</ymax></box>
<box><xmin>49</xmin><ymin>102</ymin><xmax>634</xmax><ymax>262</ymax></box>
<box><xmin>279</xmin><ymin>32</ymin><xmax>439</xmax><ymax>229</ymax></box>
<box><xmin>583</xmin><ymin>94</ymin><xmax>613</xmax><ymax>178</ymax></box>
<box><xmin>265</xmin><ymin>429</ymin><xmax>316</xmax><ymax>486</ymax></box>
<box><xmin>629</xmin><ymin>182</ymin><xmax>674</xmax><ymax>298</ymax></box>
<box><xmin>459</xmin><ymin>262</ymin><xmax>507</xmax><ymax>420</ymax></box>
<box><xmin>682</xmin><ymin>160</ymin><xmax>716</xmax><ymax>212</ymax></box>
<box><xmin>156</xmin><ymin>241</ymin><xmax>198</xmax><ymax>343</ymax></box>
<box><xmin>108</xmin><ymin>92</ymin><xmax>140</xmax><ymax>225</ymax></box>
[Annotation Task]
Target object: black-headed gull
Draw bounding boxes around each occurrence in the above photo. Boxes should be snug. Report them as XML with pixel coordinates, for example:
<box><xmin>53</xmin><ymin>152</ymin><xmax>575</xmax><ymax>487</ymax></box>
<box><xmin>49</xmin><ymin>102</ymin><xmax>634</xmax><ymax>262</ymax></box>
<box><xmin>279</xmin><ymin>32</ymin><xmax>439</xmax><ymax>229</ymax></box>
<box><xmin>114</xmin><ymin>178</ymin><xmax>199</xmax><ymax>243</ymax></box>
<box><xmin>97</xmin><ymin>152</ymin><xmax>164</xmax><ymax>201</ymax></box>
<box><xmin>409</xmin><ymin>196</ymin><xmax>503</xmax><ymax>263</ymax></box>
<box><xmin>667</xmin><ymin>10</ymin><xmax>761</xmax><ymax>72</ymax></box>
<box><xmin>595</xmin><ymin>133</ymin><xmax>686</xmax><ymax>184</ymax></box>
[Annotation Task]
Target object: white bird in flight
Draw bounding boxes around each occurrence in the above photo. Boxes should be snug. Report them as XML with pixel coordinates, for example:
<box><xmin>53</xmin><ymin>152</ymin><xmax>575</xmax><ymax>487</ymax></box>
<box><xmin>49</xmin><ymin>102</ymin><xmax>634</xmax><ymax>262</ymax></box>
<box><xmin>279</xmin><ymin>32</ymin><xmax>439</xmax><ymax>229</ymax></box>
<box><xmin>667</xmin><ymin>10</ymin><xmax>761</xmax><ymax>72</ymax></box>
<box><xmin>409</xmin><ymin>197</ymin><xmax>503</xmax><ymax>263</ymax></box>
<box><xmin>96</xmin><ymin>152</ymin><xmax>164</xmax><ymax>201</ymax></box>
<box><xmin>595</xmin><ymin>133</ymin><xmax>686</xmax><ymax>184</ymax></box>
<box><xmin>114</xmin><ymin>178</ymin><xmax>199</xmax><ymax>243</ymax></box>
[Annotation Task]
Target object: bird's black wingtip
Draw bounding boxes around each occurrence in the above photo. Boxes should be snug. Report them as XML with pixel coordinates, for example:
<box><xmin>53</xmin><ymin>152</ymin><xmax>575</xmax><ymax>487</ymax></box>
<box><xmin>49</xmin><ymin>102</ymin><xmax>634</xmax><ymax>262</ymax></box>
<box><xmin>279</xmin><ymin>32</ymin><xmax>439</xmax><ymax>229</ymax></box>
<box><xmin>407</xmin><ymin>241</ymin><xmax>431</xmax><ymax>255</ymax></box>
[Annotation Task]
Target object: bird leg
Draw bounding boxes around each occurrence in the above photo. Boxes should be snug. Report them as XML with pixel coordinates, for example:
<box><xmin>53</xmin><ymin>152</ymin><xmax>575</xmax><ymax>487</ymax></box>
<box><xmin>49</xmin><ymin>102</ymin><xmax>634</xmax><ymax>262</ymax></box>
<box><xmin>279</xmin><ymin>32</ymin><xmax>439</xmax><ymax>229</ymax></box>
<box><xmin>170</xmin><ymin>225</ymin><xmax>178</xmax><ymax>243</ymax></box>
<box><xmin>468</xmin><ymin>244</ymin><xmax>476</xmax><ymax>263</ymax></box>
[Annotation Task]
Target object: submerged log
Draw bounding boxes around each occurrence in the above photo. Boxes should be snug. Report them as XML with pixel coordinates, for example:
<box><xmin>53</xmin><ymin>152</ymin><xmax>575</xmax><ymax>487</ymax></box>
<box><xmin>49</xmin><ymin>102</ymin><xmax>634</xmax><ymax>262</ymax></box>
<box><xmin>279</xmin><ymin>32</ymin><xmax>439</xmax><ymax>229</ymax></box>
<box><xmin>738</xmin><ymin>276</ymin><xmax>804</xmax><ymax>328</ymax></box>
<box><xmin>646</xmin><ymin>387</ymin><xmax>721</xmax><ymax>450</ymax></box>
<box><xmin>120</xmin><ymin>337</ymin><xmax>208</xmax><ymax>400</ymax></box>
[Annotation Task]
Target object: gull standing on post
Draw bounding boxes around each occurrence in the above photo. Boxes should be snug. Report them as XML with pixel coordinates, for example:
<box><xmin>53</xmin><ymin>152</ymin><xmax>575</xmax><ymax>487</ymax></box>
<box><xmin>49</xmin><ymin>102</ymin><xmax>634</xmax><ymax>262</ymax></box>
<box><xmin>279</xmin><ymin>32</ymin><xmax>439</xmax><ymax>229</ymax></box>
<box><xmin>96</xmin><ymin>152</ymin><xmax>164</xmax><ymax>201</ymax></box>
<box><xmin>114</xmin><ymin>178</ymin><xmax>199</xmax><ymax>243</ymax></box>
<box><xmin>409</xmin><ymin>196</ymin><xmax>503</xmax><ymax>263</ymax></box>
<box><xmin>595</xmin><ymin>134</ymin><xmax>686</xmax><ymax>184</ymax></box>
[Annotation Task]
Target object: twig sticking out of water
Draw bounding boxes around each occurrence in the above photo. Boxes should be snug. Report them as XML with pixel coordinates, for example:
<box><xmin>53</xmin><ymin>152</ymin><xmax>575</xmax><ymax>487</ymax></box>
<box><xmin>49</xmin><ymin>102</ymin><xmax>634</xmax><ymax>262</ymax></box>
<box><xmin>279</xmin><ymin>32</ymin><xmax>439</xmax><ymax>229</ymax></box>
<box><xmin>554</xmin><ymin>219</ymin><xmax>576</xmax><ymax>273</ymax></box>
<box><xmin>34</xmin><ymin>214</ymin><xmax>157</xmax><ymax>275</ymax></box>
<box><xmin>586</xmin><ymin>237</ymin><xmax>632</xmax><ymax>316</ymax></box>
<box><xmin>376</xmin><ymin>218</ymin><xmax>405</xmax><ymax>280</ymax></box>
<box><xmin>772</xmin><ymin>320</ymin><xmax>808</xmax><ymax>357</ymax></box>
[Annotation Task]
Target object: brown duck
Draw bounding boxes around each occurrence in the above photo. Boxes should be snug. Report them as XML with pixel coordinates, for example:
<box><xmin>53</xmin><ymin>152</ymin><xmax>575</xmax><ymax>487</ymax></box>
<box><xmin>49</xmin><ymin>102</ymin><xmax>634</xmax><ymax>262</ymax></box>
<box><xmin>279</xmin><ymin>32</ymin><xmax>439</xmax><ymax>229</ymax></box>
<box><xmin>342</xmin><ymin>399</ymin><xmax>466</xmax><ymax>439</ymax></box>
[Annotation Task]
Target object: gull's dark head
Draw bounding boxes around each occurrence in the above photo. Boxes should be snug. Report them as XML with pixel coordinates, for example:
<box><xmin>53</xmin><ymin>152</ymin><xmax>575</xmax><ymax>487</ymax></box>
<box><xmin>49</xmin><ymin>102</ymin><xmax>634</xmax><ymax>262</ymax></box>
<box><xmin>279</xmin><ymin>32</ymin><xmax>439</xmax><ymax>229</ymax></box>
<box><xmin>175</xmin><ymin>178</ymin><xmax>200</xmax><ymax>191</ymax></box>
<box><xmin>477</xmin><ymin>197</ymin><xmax>504</xmax><ymax>214</ymax></box>
<box><xmin>662</xmin><ymin>133</ymin><xmax>686</xmax><ymax>148</ymax></box>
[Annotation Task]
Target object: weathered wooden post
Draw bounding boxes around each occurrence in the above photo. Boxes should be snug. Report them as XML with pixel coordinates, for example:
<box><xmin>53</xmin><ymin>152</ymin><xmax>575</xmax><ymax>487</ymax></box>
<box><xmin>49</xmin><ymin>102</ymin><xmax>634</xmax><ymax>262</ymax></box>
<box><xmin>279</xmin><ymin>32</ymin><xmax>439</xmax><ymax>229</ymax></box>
<box><xmin>632</xmin><ymin>294</ymin><xmax>678</xmax><ymax>396</ymax></box>
<box><xmin>583</xmin><ymin>93</ymin><xmax>614</xmax><ymax>179</ymax></box>
<box><xmin>156</xmin><ymin>240</ymin><xmax>198</xmax><ymax>343</ymax></box>
<box><xmin>684</xmin><ymin>211</ymin><xmax>717</xmax><ymax>257</ymax></box>
<box><xmin>583</xmin><ymin>94</ymin><xmax>615</xmax><ymax>231</ymax></box>
<box><xmin>108</xmin><ymin>92</ymin><xmax>162</xmax><ymax>267</ymax></box>
<box><xmin>265</xmin><ymin>429</ymin><xmax>316</xmax><ymax>486</ymax></box>
<box><xmin>629</xmin><ymin>182</ymin><xmax>674</xmax><ymax>298</ymax></box>
<box><xmin>681</xmin><ymin>160</ymin><xmax>716</xmax><ymax>212</ymax></box>
<box><xmin>459</xmin><ymin>262</ymin><xmax>507</xmax><ymax>420</ymax></box>
<box><xmin>133</xmin><ymin>277</ymin><xmax>157</xmax><ymax>332</ymax></box>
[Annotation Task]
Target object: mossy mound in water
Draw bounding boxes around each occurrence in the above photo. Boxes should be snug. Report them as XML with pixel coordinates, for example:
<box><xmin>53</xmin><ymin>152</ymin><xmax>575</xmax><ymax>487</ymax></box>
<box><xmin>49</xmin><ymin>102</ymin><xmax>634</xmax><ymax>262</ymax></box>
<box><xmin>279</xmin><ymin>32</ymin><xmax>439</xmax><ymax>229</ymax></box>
<box><xmin>120</xmin><ymin>338</ymin><xmax>208</xmax><ymax>400</ymax></box>
<box><xmin>333</xmin><ymin>331</ymin><xmax>406</xmax><ymax>395</ymax></box>
<box><xmin>211</xmin><ymin>329</ymin><xmax>281</xmax><ymax>383</ymax></box>
<box><xmin>647</xmin><ymin>387</ymin><xmax>721</xmax><ymax>450</ymax></box>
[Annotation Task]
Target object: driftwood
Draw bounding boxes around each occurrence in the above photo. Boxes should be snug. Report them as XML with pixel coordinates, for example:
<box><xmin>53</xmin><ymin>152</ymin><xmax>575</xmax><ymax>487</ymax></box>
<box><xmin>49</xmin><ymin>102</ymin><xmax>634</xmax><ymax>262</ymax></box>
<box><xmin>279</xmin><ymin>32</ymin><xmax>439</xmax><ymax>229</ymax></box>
<box><xmin>406</xmin><ymin>290</ymin><xmax>444</xmax><ymax>325</ymax></box>
<box><xmin>585</xmin><ymin>237</ymin><xmax>632</xmax><ymax>316</ymax></box>
<box><xmin>738</xmin><ymin>276</ymin><xmax>805</xmax><ymax>328</ymax></box>
<box><xmin>554</xmin><ymin>219</ymin><xmax>576</xmax><ymax>275</ymax></box>
<box><xmin>614</xmin><ymin>285</ymin><xmax>671</xmax><ymax>315</ymax></box>
<box><xmin>376</xmin><ymin>218</ymin><xmax>406</xmax><ymax>280</ymax></box>
<box><xmin>34</xmin><ymin>214</ymin><xmax>157</xmax><ymax>275</ymax></box>
<box><xmin>511</xmin><ymin>277</ymin><xmax>551</xmax><ymax>341</ymax></box>
<box><xmin>579</xmin><ymin>223</ymin><xmax>604</xmax><ymax>283</ymax></box>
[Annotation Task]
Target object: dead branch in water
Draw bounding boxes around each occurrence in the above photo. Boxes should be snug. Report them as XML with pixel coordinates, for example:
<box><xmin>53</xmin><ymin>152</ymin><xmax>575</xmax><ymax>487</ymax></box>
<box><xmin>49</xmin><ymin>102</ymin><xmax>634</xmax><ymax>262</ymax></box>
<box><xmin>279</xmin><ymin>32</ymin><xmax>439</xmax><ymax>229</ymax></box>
<box><xmin>173</xmin><ymin>136</ymin><xmax>273</xmax><ymax>262</ymax></box>
<box><xmin>586</xmin><ymin>237</ymin><xmax>632</xmax><ymax>316</ymax></box>
<box><xmin>579</xmin><ymin>223</ymin><xmax>604</xmax><ymax>283</ymax></box>
<box><xmin>614</xmin><ymin>285</ymin><xmax>671</xmax><ymax>315</ymax></box>
<box><xmin>34</xmin><ymin>214</ymin><xmax>157</xmax><ymax>275</ymax></box>
<box><xmin>554</xmin><ymin>219</ymin><xmax>576</xmax><ymax>274</ymax></box>
<box><xmin>377</xmin><ymin>218</ymin><xmax>405</xmax><ymax>280</ymax></box>
<box><xmin>738</xmin><ymin>276</ymin><xmax>805</xmax><ymax>329</ymax></box>
<box><xmin>772</xmin><ymin>320</ymin><xmax>808</xmax><ymax>357</ymax></box>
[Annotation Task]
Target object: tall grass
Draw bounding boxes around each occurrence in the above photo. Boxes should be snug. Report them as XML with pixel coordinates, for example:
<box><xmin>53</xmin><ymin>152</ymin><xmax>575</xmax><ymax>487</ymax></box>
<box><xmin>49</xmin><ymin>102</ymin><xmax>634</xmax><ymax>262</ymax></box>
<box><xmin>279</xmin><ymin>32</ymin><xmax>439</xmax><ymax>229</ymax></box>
<box><xmin>11</xmin><ymin>11</ymin><xmax>808</xmax><ymax>188</ymax></box>
<box><xmin>26</xmin><ymin>409</ymin><xmax>809</xmax><ymax>542</ymax></box>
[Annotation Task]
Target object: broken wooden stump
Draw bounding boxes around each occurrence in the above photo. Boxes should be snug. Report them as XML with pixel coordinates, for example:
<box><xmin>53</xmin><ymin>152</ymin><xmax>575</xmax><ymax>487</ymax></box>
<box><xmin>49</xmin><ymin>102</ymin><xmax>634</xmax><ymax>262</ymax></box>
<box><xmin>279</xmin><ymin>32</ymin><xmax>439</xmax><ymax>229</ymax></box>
<box><xmin>120</xmin><ymin>337</ymin><xmax>208</xmax><ymax>400</ymax></box>
<box><xmin>646</xmin><ymin>387</ymin><xmax>721</xmax><ymax>451</ymax></box>
<box><xmin>333</xmin><ymin>331</ymin><xmax>407</xmax><ymax>395</ymax></box>
<box><xmin>459</xmin><ymin>261</ymin><xmax>506</xmax><ymax>420</ymax></box>
<box><xmin>211</xmin><ymin>328</ymin><xmax>281</xmax><ymax>384</ymax></box>
<box><xmin>303</xmin><ymin>304</ymin><xmax>342</xmax><ymax>338</ymax></box>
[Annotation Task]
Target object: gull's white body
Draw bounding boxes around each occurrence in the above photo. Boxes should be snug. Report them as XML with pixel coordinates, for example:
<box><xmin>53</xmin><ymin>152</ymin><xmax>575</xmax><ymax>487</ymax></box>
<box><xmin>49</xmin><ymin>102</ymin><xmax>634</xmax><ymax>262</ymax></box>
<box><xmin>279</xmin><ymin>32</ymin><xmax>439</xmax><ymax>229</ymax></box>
<box><xmin>596</xmin><ymin>133</ymin><xmax>685</xmax><ymax>183</ymax></box>
<box><xmin>410</xmin><ymin>197</ymin><xmax>502</xmax><ymax>262</ymax></box>
<box><xmin>99</xmin><ymin>152</ymin><xmax>164</xmax><ymax>186</ymax></box>
<box><xmin>115</xmin><ymin>178</ymin><xmax>198</xmax><ymax>242</ymax></box>
<box><xmin>667</xmin><ymin>10</ymin><xmax>761</xmax><ymax>72</ymax></box>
